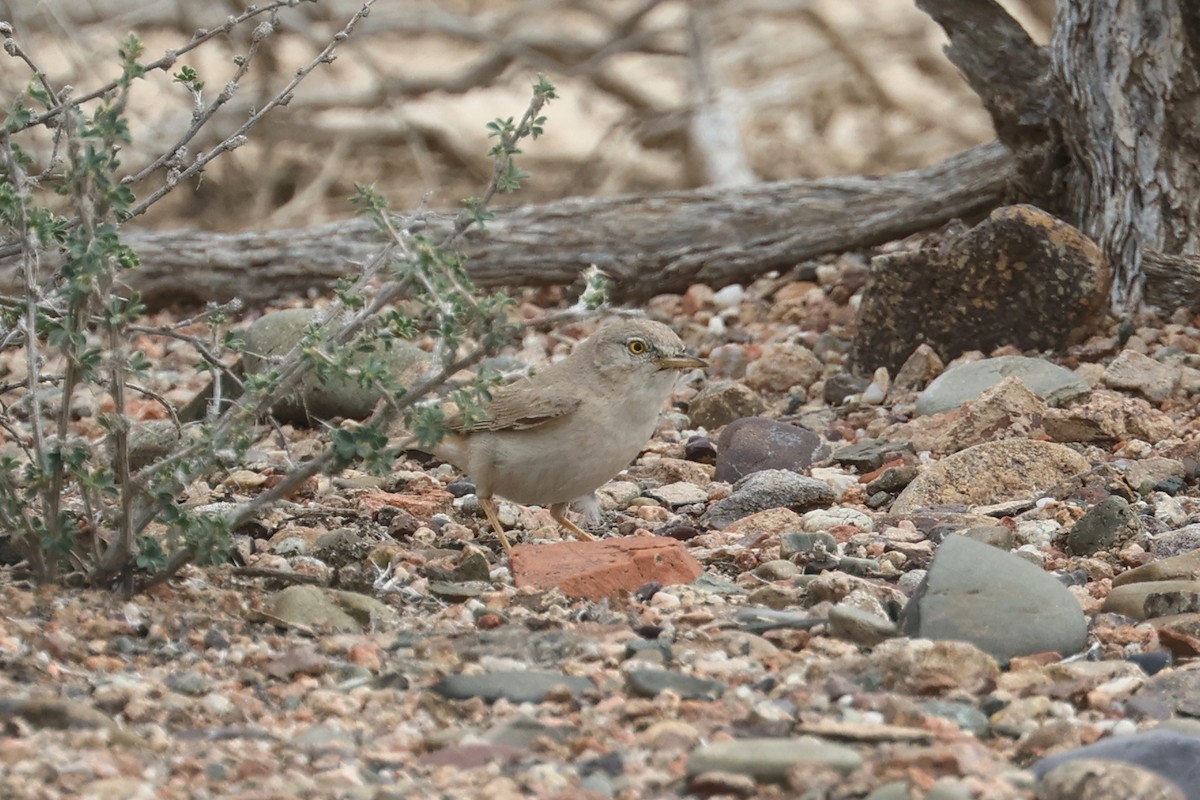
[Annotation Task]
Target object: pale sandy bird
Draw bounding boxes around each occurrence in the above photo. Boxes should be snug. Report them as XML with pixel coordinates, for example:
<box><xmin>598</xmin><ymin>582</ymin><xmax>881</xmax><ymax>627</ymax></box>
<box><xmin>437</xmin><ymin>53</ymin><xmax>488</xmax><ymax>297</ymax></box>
<box><xmin>426</xmin><ymin>319</ymin><xmax>705</xmax><ymax>551</ymax></box>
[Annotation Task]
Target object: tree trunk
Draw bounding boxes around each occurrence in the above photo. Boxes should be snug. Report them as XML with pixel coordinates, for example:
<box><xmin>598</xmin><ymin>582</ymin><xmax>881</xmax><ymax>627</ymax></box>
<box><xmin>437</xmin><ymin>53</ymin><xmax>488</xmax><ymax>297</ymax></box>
<box><xmin>919</xmin><ymin>0</ymin><xmax>1200</xmax><ymax>313</ymax></box>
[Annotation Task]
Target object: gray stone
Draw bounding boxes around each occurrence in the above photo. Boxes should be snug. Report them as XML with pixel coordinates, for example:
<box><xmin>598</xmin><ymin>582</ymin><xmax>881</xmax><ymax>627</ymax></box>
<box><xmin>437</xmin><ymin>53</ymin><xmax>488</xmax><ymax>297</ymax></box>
<box><xmin>1130</xmin><ymin>670</ymin><xmax>1200</xmax><ymax>719</ymax></box>
<box><xmin>625</xmin><ymin>669</ymin><xmax>724</xmax><ymax>700</ymax></box>
<box><xmin>831</xmin><ymin>439</ymin><xmax>915</xmax><ymax>473</ymax></box>
<box><xmin>165</xmin><ymin>671</ymin><xmax>210</xmax><ymax>697</ymax></box>
<box><xmin>823</xmin><ymin>372</ymin><xmax>870</xmax><ymax>405</ymax></box>
<box><xmin>686</xmin><ymin>736</ymin><xmax>862</xmax><ymax>781</ymax></box>
<box><xmin>702</xmin><ymin>469</ymin><xmax>835</xmax><ymax>529</ymax></box>
<box><xmin>1103</xmin><ymin>580</ymin><xmax>1200</xmax><ymax>620</ymax></box>
<box><xmin>891</xmin><ymin>439</ymin><xmax>1090</xmax><ymax>514</ymax></box>
<box><xmin>1151</xmin><ymin>523</ymin><xmax>1200</xmax><ymax>558</ymax></box>
<box><xmin>733</xmin><ymin>607</ymin><xmax>825</xmax><ymax>634</ymax></box>
<box><xmin>1031</xmin><ymin>730</ymin><xmax>1200</xmax><ymax>800</ymax></box>
<box><xmin>242</xmin><ymin>307</ymin><xmax>430</xmax><ymax>424</ymax></box>
<box><xmin>914</xmin><ymin>356</ymin><xmax>1091</xmax><ymax>417</ymax></box>
<box><xmin>899</xmin><ymin>534</ymin><xmax>1088</xmax><ymax>663</ymax></box>
<box><xmin>1103</xmin><ymin>349</ymin><xmax>1181</xmax><ymax>403</ymax></box>
<box><xmin>827</xmin><ymin>603</ymin><xmax>897</xmax><ymax>646</ymax></box>
<box><xmin>714</xmin><ymin>417</ymin><xmax>829</xmax><ymax>483</ymax></box>
<box><xmin>919</xmin><ymin>700</ymin><xmax>989</xmax><ymax>736</ymax></box>
<box><xmin>482</xmin><ymin>716</ymin><xmax>577</xmax><ymax>748</ymax></box>
<box><xmin>432</xmin><ymin>671</ymin><xmax>593</xmax><ymax>704</ymax></box>
<box><xmin>781</xmin><ymin>531</ymin><xmax>838</xmax><ymax>557</ymax></box>
<box><xmin>645</xmin><ymin>482</ymin><xmax>709</xmax><ymax>508</ymax></box>
<box><xmin>1126</xmin><ymin>458</ymin><xmax>1187</xmax><ymax>494</ymax></box>
<box><xmin>865</xmin><ymin>465</ymin><xmax>919</xmax><ymax>495</ymax></box>
<box><xmin>1065</xmin><ymin>496</ymin><xmax>1143</xmax><ymax>555</ymax></box>
<box><xmin>687</xmin><ymin>381</ymin><xmax>766</xmax><ymax>430</ymax></box>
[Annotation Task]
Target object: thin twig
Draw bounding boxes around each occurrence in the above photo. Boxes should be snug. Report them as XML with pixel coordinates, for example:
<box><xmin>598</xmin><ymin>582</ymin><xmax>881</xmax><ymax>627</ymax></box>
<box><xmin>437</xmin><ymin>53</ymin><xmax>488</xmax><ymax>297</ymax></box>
<box><xmin>125</xmin><ymin>1</ymin><xmax>377</xmax><ymax>221</ymax></box>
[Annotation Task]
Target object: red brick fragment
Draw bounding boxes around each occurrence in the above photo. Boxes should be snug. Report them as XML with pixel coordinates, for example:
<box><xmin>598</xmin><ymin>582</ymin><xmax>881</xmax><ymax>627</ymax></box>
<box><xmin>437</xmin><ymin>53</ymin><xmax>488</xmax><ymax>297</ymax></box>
<box><xmin>510</xmin><ymin>536</ymin><xmax>703</xmax><ymax>601</ymax></box>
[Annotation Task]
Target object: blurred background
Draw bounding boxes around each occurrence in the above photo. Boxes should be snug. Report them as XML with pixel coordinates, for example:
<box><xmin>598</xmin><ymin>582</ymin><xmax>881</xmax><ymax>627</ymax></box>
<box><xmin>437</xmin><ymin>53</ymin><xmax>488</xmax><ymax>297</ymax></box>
<box><xmin>1</xmin><ymin>0</ymin><xmax>1053</xmax><ymax>231</ymax></box>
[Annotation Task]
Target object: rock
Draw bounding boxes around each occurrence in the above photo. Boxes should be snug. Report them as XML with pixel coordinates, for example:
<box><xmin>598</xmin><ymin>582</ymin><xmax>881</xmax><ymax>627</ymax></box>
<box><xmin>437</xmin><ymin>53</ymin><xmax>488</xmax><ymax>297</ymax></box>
<box><xmin>1103</xmin><ymin>580</ymin><xmax>1200</xmax><ymax>620</ymax></box>
<box><xmin>1126</xmin><ymin>458</ymin><xmax>1187</xmax><ymax>494</ymax></box>
<box><xmin>914</xmin><ymin>355</ymin><xmax>1091</xmax><ymax>417</ymax></box>
<box><xmin>1151</xmin><ymin>524</ymin><xmax>1200</xmax><ymax>558</ymax></box>
<box><xmin>745</xmin><ymin>342</ymin><xmax>823</xmax><ymax>392</ymax></box>
<box><xmin>899</xmin><ymin>535</ymin><xmax>1088</xmax><ymax>662</ymax></box>
<box><xmin>418</xmin><ymin>743</ymin><xmax>528</xmax><ymax>769</ymax></box>
<box><xmin>851</xmin><ymin>205</ymin><xmax>1110</xmax><ymax>375</ymax></box>
<box><xmin>644</xmin><ymin>482</ymin><xmax>709</xmax><ymax>508</ymax></box>
<box><xmin>1036</xmin><ymin>758</ymin><xmax>1186</xmax><ymax>800</ymax></box>
<box><xmin>432</xmin><ymin>671</ymin><xmax>593</xmax><ymax>703</ymax></box>
<box><xmin>1043</xmin><ymin>391</ymin><xmax>1175</xmax><ymax>444</ymax></box>
<box><xmin>121</xmin><ymin>420</ymin><xmax>183</xmax><ymax>471</ymax></box>
<box><xmin>713</xmin><ymin>417</ymin><xmax>829</xmax><ymax>483</ymax></box>
<box><xmin>687</xmin><ymin>381</ymin><xmax>766</xmax><ymax>430</ymax></box>
<box><xmin>865</xmin><ymin>465</ymin><xmax>919</xmax><ymax>495</ymax></box>
<box><xmin>828</xmin><ymin>603</ymin><xmax>898</xmax><ymax>646</ymax></box>
<box><xmin>733</xmin><ymin>607</ymin><xmax>824</xmax><ymax>633</ymax></box>
<box><xmin>625</xmin><ymin>669</ymin><xmax>725</xmax><ymax>700</ymax></box>
<box><xmin>1065</xmin><ymin>496</ymin><xmax>1144</xmax><ymax>555</ymax></box>
<box><xmin>931</xmin><ymin>375</ymin><xmax>1049</xmax><ymax>454</ymax></box>
<box><xmin>831</xmin><ymin>439</ymin><xmax>915</xmax><ymax>473</ymax></box>
<box><xmin>753</xmin><ymin>559</ymin><xmax>802</xmax><ymax>581</ymax></box>
<box><xmin>890</xmin><ymin>344</ymin><xmax>944</xmax><ymax>396</ymax></box>
<box><xmin>510</xmin><ymin>537</ymin><xmax>703</xmax><ymax>601</ymax></box>
<box><xmin>701</xmin><ymin>469</ymin><xmax>835</xmax><ymax>529</ymax></box>
<box><xmin>1115</xmin><ymin>550</ymin><xmax>1200</xmax><ymax>587</ymax></box>
<box><xmin>686</xmin><ymin>736</ymin><xmax>862</xmax><ymax>781</ymax></box>
<box><xmin>868</xmin><ymin>638</ymin><xmax>1000</xmax><ymax>694</ymax></box>
<box><xmin>919</xmin><ymin>700</ymin><xmax>990</xmax><ymax>736</ymax></box>
<box><xmin>781</xmin><ymin>531</ymin><xmax>838</xmax><ymax>557</ymax></box>
<box><xmin>823</xmin><ymin>372</ymin><xmax>870</xmax><ymax>405</ymax></box>
<box><xmin>241</xmin><ymin>307</ymin><xmax>430</xmax><ymax>424</ymax></box>
<box><xmin>1103</xmin><ymin>349</ymin><xmax>1180</xmax><ymax>403</ymax></box>
<box><xmin>891</xmin><ymin>439</ymin><xmax>1090</xmax><ymax>514</ymax></box>
<box><xmin>1129</xmin><ymin>669</ymin><xmax>1200</xmax><ymax>719</ymax></box>
<box><xmin>684</xmin><ymin>436</ymin><xmax>718</xmax><ymax>464</ymax></box>
<box><xmin>265</xmin><ymin>585</ymin><xmax>397</xmax><ymax>632</ymax></box>
<box><xmin>712</xmin><ymin>284</ymin><xmax>745</xmax><ymax>309</ymax></box>
<box><xmin>596</xmin><ymin>480</ymin><xmax>642</xmax><ymax>511</ymax></box>
<box><xmin>800</xmin><ymin>507</ymin><xmax>874</xmax><ymax>532</ymax></box>
<box><xmin>1031</xmin><ymin>730</ymin><xmax>1200</xmax><ymax>800</ymax></box>
<box><xmin>724</xmin><ymin>508</ymin><xmax>807</xmax><ymax>537</ymax></box>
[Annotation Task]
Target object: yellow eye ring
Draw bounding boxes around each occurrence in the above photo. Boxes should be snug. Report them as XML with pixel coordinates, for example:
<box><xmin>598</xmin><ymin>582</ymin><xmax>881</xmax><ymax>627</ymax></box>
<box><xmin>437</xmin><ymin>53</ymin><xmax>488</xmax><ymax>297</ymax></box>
<box><xmin>627</xmin><ymin>338</ymin><xmax>647</xmax><ymax>355</ymax></box>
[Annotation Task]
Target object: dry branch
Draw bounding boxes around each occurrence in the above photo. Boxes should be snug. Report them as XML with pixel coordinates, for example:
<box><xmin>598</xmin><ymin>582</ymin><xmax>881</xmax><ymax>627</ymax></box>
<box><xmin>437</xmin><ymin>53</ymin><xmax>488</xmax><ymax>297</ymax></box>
<box><xmin>0</xmin><ymin>141</ymin><xmax>1015</xmax><ymax>307</ymax></box>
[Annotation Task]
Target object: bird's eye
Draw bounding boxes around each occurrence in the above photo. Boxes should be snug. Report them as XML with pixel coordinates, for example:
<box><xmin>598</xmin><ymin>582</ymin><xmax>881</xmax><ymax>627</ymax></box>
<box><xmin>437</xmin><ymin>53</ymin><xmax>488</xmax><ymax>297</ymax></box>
<box><xmin>627</xmin><ymin>338</ymin><xmax>648</xmax><ymax>355</ymax></box>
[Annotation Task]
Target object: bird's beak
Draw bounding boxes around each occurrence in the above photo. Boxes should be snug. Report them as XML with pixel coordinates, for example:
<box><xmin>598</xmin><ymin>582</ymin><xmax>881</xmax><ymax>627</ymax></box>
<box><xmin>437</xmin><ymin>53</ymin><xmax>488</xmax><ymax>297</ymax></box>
<box><xmin>654</xmin><ymin>353</ymin><xmax>707</xmax><ymax>371</ymax></box>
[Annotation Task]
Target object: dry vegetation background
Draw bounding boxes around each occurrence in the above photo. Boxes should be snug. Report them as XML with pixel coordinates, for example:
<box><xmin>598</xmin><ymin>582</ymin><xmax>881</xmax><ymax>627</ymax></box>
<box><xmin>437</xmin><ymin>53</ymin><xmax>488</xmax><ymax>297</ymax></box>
<box><xmin>2</xmin><ymin>0</ymin><xmax>1052</xmax><ymax>233</ymax></box>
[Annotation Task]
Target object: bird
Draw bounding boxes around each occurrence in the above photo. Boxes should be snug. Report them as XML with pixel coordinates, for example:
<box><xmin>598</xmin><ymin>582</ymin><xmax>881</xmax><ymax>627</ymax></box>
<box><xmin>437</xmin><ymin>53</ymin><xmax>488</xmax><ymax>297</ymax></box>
<box><xmin>423</xmin><ymin>318</ymin><xmax>705</xmax><ymax>551</ymax></box>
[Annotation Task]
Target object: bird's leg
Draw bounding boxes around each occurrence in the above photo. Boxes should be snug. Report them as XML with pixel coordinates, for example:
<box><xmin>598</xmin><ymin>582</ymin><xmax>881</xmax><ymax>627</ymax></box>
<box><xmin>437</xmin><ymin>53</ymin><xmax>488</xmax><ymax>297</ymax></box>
<box><xmin>550</xmin><ymin>502</ymin><xmax>596</xmax><ymax>541</ymax></box>
<box><xmin>478</xmin><ymin>495</ymin><xmax>513</xmax><ymax>552</ymax></box>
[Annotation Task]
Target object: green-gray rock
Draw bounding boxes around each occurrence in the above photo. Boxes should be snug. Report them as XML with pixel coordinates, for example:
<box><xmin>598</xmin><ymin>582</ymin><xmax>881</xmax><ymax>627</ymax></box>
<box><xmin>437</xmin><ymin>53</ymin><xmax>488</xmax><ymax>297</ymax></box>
<box><xmin>266</xmin><ymin>584</ymin><xmax>397</xmax><ymax>632</ymax></box>
<box><xmin>242</xmin><ymin>307</ymin><xmax>430</xmax><ymax>424</ymax></box>
<box><xmin>433</xmin><ymin>671</ymin><xmax>593</xmax><ymax>704</ymax></box>
<box><xmin>914</xmin><ymin>355</ymin><xmax>1091</xmax><ymax>417</ymax></box>
<box><xmin>626</xmin><ymin>669</ymin><xmax>724</xmax><ymax>700</ymax></box>
<box><xmin>686</xmin><ymin>736</ymin><xmax>862</xmax><ymax>781</ymax></box>
<box><xmin>899</xmin><ymin>534</ymin><xmax>1087</xmax><ymax>662</ymax></box>
<box><xmin>1065</xmin><ymin>496</ymin><xmax>1142</xmax><ymax>555</ymax></box>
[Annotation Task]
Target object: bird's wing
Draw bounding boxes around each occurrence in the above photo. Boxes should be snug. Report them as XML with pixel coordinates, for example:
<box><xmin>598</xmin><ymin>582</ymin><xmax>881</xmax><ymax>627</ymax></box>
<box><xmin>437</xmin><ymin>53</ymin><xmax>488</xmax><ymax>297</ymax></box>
<box><xmin>448</xmin><ymin>382</ymin><xmax>582</xmax><ymax>432</ymax></box>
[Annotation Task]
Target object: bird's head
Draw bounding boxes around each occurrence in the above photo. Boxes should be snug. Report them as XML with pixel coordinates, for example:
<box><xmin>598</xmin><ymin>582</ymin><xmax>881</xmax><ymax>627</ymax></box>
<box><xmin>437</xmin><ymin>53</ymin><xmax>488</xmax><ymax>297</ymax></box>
<box><xmin>590</xmin><ymin>319</ymin><xmax>706</xmax><ymax>381</ymax></box>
